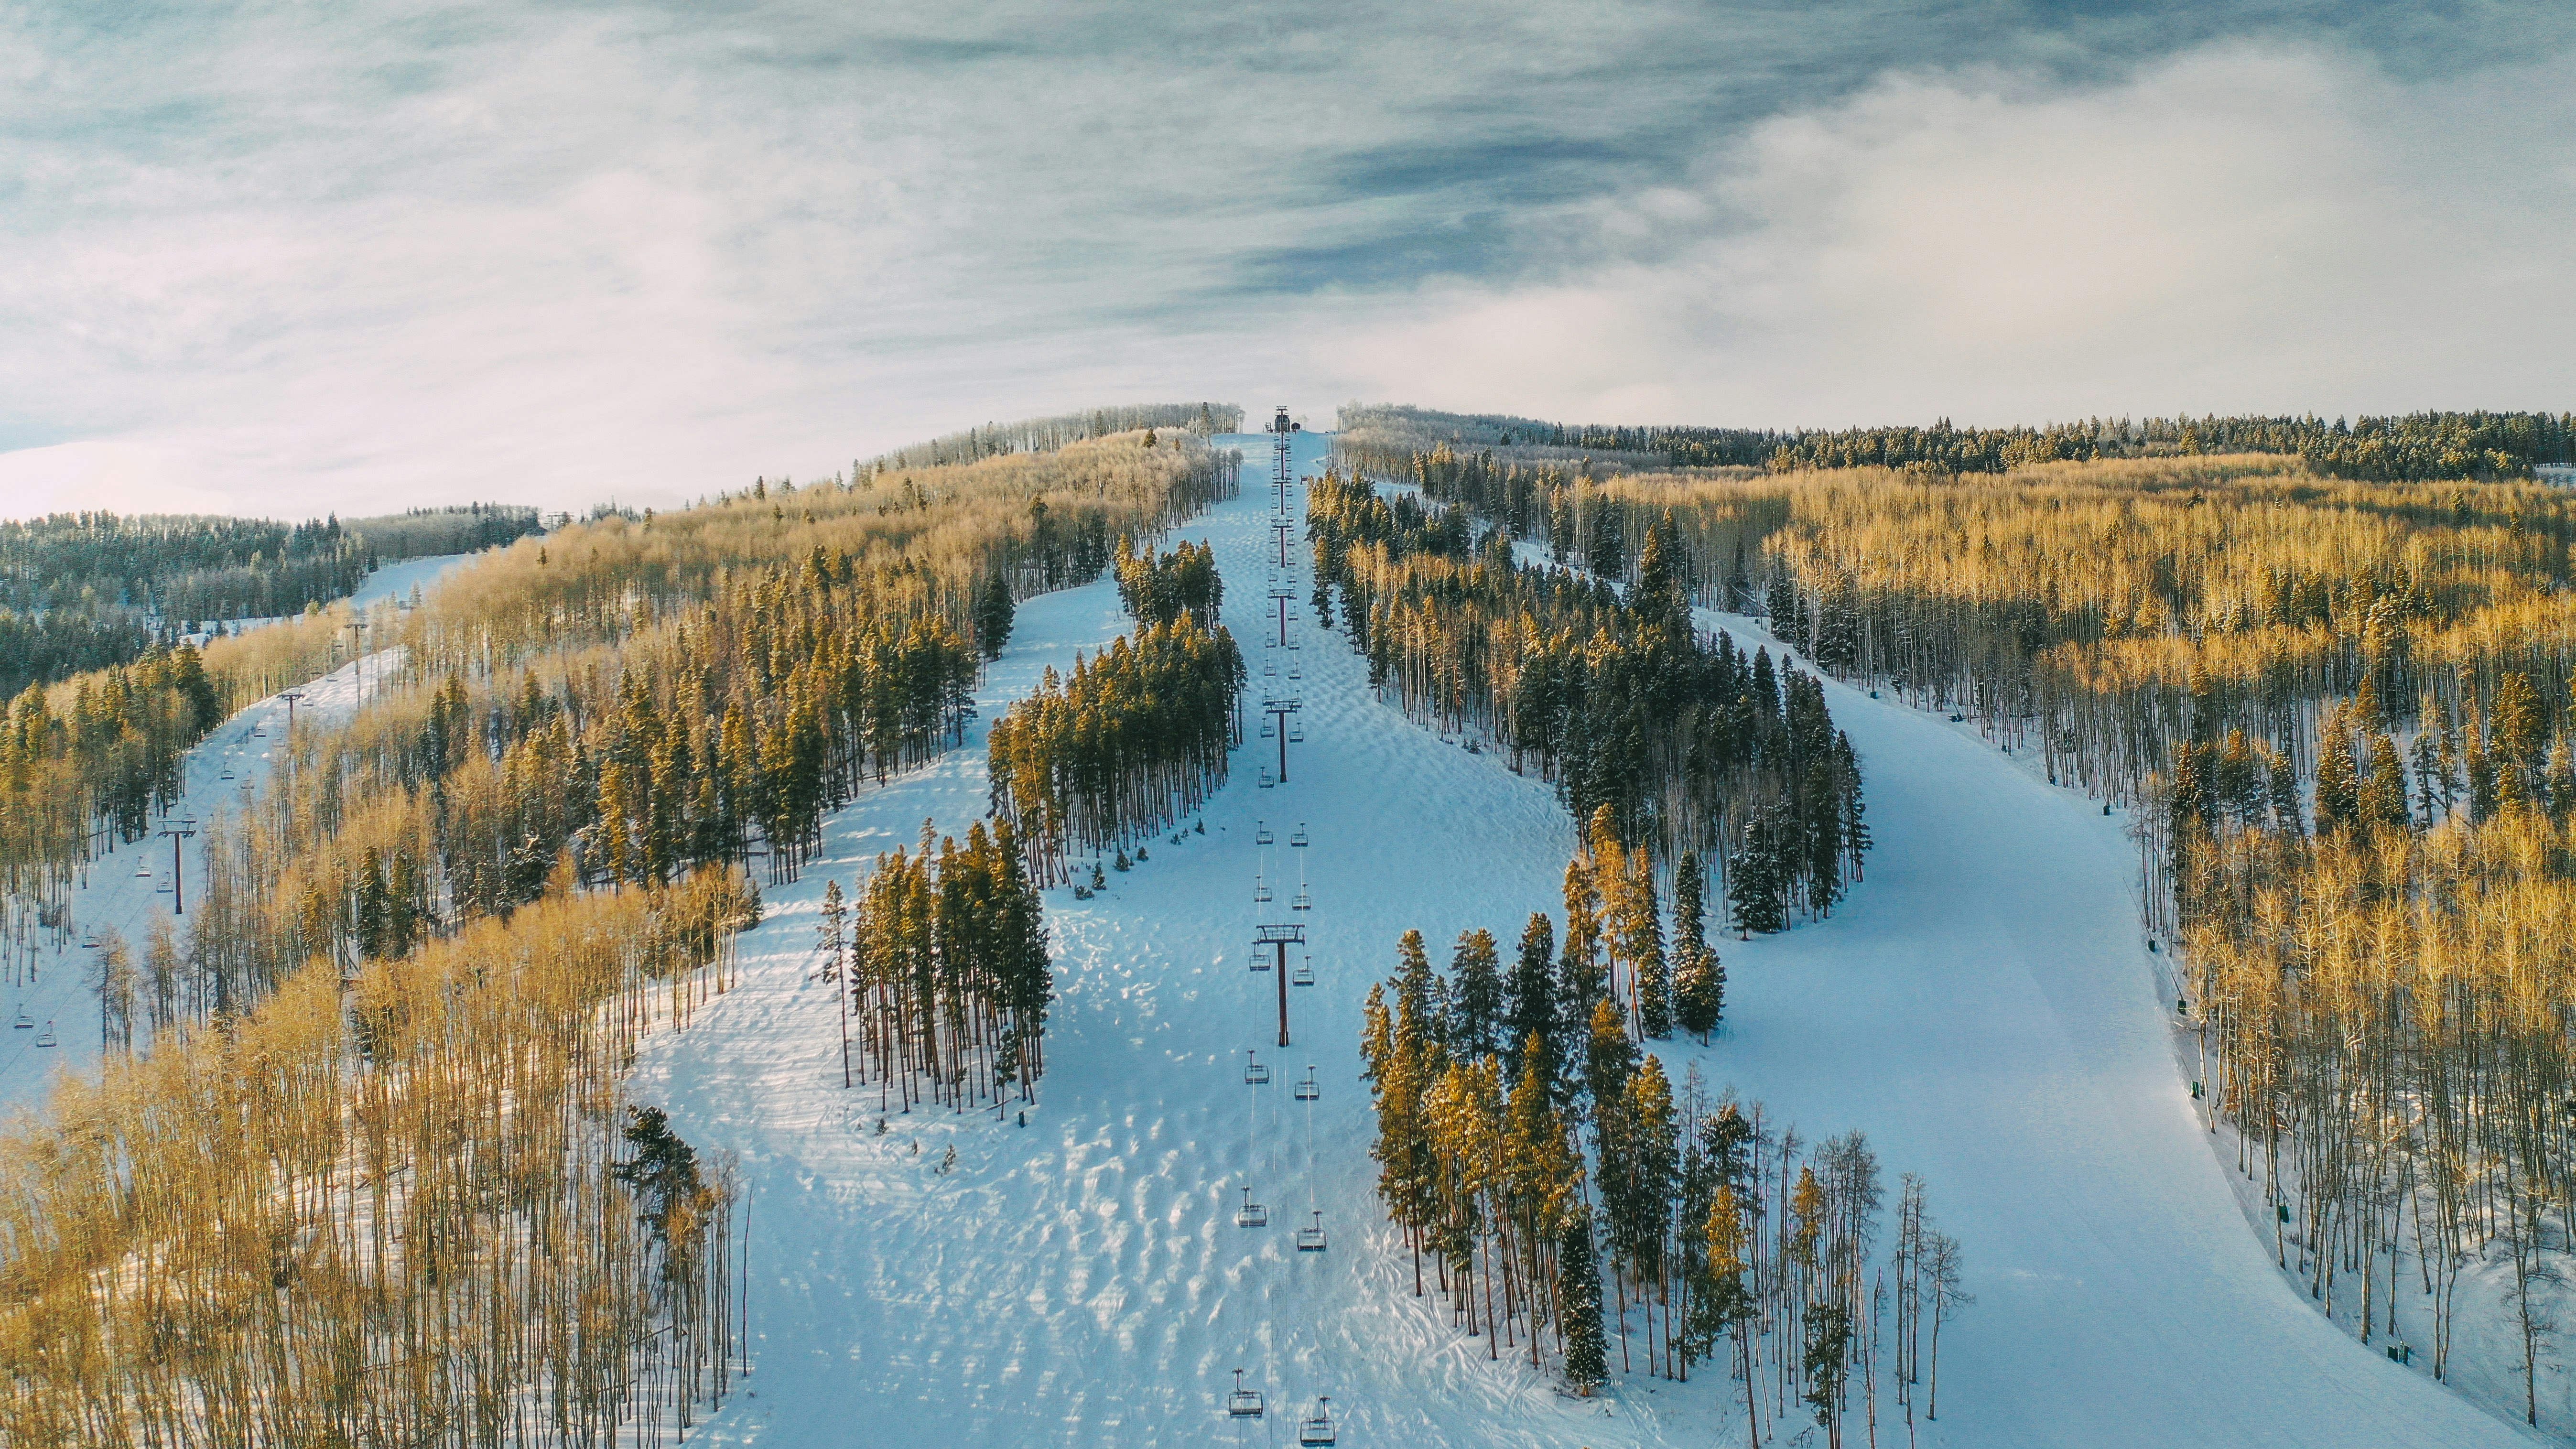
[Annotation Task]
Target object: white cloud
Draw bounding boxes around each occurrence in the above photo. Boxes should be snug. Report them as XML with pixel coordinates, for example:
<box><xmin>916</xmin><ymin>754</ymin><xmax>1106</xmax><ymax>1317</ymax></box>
<box><xmin>5</xmin><ymin>13</ymin><xmax>2574</xmax><ymax>524</ymax></box>
<box><xmin>0</xmin><ymin>442</ymin><xmax>237</xmax><ymax>519</ymax></box>
<box><xmin>1335</xmin><ymin>43</ymin><xmax>2576</xmax><ymax>427</ymax></box>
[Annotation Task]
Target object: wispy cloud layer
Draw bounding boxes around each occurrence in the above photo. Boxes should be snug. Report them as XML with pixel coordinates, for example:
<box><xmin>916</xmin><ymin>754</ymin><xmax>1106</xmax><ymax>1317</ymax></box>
<box><xmin>1345</xmin><ymin>43</ymin><xmax>2576</xmax><ymax>427</ymax></box>
<box><xmin>0</xmin><ymin>5</ymin><xmax>2569</xmax><ymax>519</ymax></box>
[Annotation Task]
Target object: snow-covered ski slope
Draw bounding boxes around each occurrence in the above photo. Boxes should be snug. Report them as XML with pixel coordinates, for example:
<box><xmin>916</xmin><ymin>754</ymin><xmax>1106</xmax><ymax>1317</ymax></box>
<box><xmin>0</xmin><ymin>552</ymin><xmax>478</xmax><ymax>1120</ymax></box>
<box><xmin>641</xmin><ymin>429</ymin><xmax>2529</xmax><ymax>1447</ymax></box>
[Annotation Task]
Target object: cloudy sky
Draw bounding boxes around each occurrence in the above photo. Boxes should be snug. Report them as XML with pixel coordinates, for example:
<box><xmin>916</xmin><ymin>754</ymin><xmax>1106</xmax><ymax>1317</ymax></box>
<box><xmin>4</xmin><ymin>1</ymin><xmax>2573</xmax><ymax>520</ymax></box>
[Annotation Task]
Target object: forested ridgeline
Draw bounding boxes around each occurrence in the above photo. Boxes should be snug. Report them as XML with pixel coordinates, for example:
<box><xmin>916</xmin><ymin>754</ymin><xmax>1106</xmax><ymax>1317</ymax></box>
<box><xmin>865</xmin><ymin>401</ymin><xmax>1242</xmax><ymax>473</ymax></box>
<box><xmin>0</xmin><ymin>871</ymin><xmax>755</xmax><ymax>1448</ymax></box>
<box><xmin>1340</xmin><ymin>401</ymin><xmax>2576</xmax><ymax>481</ymax></box>
<box><xmin>4</xmin><ymin>427</ymin><xmax>1227</xmax><ymax>1444</ymax></box>
<box><xmin>113</xmin><ymin>430</ymin><xmax>1234</xmax><ymax>1038</ymax></box>
<box><xmin>1342</xmin><ymin>442</ymin><xmax>2576</xmax><ymax>820</ymax></box>
<box><xmin>1361</xmin><ymin>824</ymin><xmax>1965</xmax><ymax>1442</ymax></box>
<box><xmin>0</xmin><ymin>433</ymin><xmax>1234</xmax><ymax>969</ymax></box>
<box><xmin>1306</xmin><ymin>470</ymin><xmax>1863</xmax><ymax>928</ymax></box>
<box><xmin>0</xmin><ymin>505</ymin><xmax>542</xmax><ymax>698</ymax></box>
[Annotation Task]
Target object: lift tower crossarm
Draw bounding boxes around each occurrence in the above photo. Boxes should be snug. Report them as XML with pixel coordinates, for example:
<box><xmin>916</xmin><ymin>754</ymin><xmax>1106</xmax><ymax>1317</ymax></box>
<box><xmin>1254</xmin><ymin>922</ymin><xmax>1307</xmax><ymax>1046</ymax></box>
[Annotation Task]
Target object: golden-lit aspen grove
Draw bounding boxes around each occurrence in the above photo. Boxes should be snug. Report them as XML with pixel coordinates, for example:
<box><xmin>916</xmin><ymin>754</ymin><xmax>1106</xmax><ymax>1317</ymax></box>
<box><xmin>0</xmin><ymin>419</ymin><xmax>1239</xmax><ymax>1444</ymax></box>
<box><xmin>1339</xmin><ymin>404</ymin><xmax>2576</xmax><ymax>1420</ymax></box>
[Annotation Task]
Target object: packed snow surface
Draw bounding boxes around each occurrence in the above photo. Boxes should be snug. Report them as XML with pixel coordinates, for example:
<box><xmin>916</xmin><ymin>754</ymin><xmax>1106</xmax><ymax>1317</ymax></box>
<box><xmin>639</xmin><ymin>433</ymin><xmax>2532</xmax><ymax>1447</ymax></box>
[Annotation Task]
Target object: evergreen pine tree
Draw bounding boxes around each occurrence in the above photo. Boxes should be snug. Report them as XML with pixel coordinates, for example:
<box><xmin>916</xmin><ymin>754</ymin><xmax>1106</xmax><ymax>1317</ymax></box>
<box><xmin>1764</xmin><ymin>572</ymin><xmax>1798</xmax><ymax>633</ymax></box>
<box><xmin>1727</xmin><ymin>809</ymin><xmax>1785</xmax><ymax>937</ymax></box>
<box><xmin>975</xmin><ymin>572</ymin><xmax>1016</xmax><ymax>661</ymax></box>
<box><xmin>1449</xmin><ymin>928</ymin><xmax>1503</xmax><ymax>1062</ymax></box>
<box><xmin>1673</xmin><ymin>852</ymin><xmax>1723</xmax><ymax>1041</ymax></box>
<box><xmin>2312</xmin><ymin>710</ymin><xmax>2358</xmax><ymax>836</ymax></box>
<box><xmin>1633</xmin><ymin>876</ymin><xmax>1673</xmax><ymax>1039</ymax></box>
<box><xmin>1559</xmin><ymin>855</ymin><xmax>1607</xmax><ymax>1025</ymax></box>
<box><xmin>1559</xmin><ymin>1206</ymin><xmax>1610</xmax><ymax>1395</ymax></box>
<box><xmin>1504</xmin><ymin>912</ymin><xmax>1558</xmax><ymax>1089</ymax></box>
<box><xmin>817</xmin><ymin>878</ymin><xmax>847</xmax><ymax>983</ymax></box>
<box><xmin>2361</xmin><ymin>731</ymin><xmax>2411</xmax><ymax>829</ymax></box>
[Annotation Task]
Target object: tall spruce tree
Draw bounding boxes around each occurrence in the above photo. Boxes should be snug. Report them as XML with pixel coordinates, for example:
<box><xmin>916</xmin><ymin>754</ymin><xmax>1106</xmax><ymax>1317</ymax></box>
<box><xmin>1449</xmin><ymin>928</ymin><xmax>1503</xmax><ymax>1062</ymax></box>
<box><xmin>1560</xmin><ymin>1206</ymin><xmax>1610</xmax><ymax>1395</ymax></box>
<box><xmin>1673</xmin><ymin>851</ymin><xmax>1724</xmax><ymax>1041</ymax></box>
<box><xmin>1504</xmin><ymin>912</ymin><xmax>1558</xmax><ymax>1090</ymax></box>
<box><xmin>975</xmin><ymin>572</ymin><xmax>1015</xmax><ymax>660</ymax></box>
<box><xmin>1728</xmin><ymin>807</ymin><xmax>1786</xmax><ymax>937</ymax></box>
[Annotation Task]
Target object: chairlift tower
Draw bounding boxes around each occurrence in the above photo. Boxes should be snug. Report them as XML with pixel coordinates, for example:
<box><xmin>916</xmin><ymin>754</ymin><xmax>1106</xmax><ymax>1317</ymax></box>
<box><xmin>157</xmin><ymin>818</ymin><xmax>198</xmax><ymax>915</ymax></box>
<box><xmin>1254</xmin><ymin>922</ymin><xmax>1306</xmax><ymax>1046</ymax></box>
<box><xmin>1261</xmin><ymin>696</ymin><xmax>1301</xmax><ymax>783</ymax></box>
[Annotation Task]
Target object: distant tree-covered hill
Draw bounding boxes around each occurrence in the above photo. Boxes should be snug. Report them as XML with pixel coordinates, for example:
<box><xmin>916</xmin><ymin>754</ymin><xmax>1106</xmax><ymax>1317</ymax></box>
<box><xmin>0</xmin><ymin>503</ymin><xmax>540</xmax><ymax>699</ymax></box>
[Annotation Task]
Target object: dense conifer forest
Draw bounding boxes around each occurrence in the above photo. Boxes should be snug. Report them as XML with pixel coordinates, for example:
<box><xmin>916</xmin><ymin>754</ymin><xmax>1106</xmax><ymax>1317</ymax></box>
<box><xmin>1360</xmin><ymin>812</ymin><xmax>1961</xmax><ymax>1444</ymax></box>
<box><xmin>1306</xmin><ymin>469</ymin><xmax>1864</xmax><ymax>927</ymax></box>
<box><xmin>0</xmin><ymin>417</ymin><xmax>1235</xmax><ymax>1444</ymax></box>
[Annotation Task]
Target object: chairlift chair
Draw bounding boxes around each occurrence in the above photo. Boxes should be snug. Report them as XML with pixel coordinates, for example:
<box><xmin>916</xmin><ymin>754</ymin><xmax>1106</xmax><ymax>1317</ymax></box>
<box><xmin>1288</xmin><ymin>722</ymin><xmax>1304</xmax><ymax>743</ymax></box>
<box><xmin>1295</xmin><ymin>1068</ymin><xmax>1320</xmax><ymax>1100</ymax></box>
<box><xmin>1248</xmin><ymin>951</ymin><xmax>1271</xmax><ymax>973</ymax></box>
<box><xmin>1296</xmin><ymin>1211</ymin><xmax>1328</xmax><ymax>1253</ymax></box>
<box><xmin>1235</xmin><ymin>1187</ymin><xmax>1269</xmax><ymax>1228</ymax></box>
<box><xmin>11</xmin><ymin>1008</ymin><xmax>31</xmax><ymax>1029</ymax></box>
<box><xmin>1260</xmin><ymin>720</ymin><xmax>1275</xmax><ymax>738</ymax></box>
<box><xmin>1226</xmin><ymin>1369</ymin><xmax>1266</xmax><ymax>1419</ymax></box>
<box><xmin>219</xmin><ymin>767</ymin><xmax>236</xmax><ymax>781</ymax></box>
<box><xmin>1289</xmin><ymin>825</ymin><xmax>1308</xmax><ymax>847</ymax></box>
<box><xmin>33</xmin><ymin>1021</ymin><xmax>54</xmax><ymax>1049</ymax></box>
<box><xmin>1256</xmin><ymin>822</ymin><xmax>1274</xmax><ymax>844</ymax></box>
<box><xmin>1259</xmin><ymin>768</ymin><xmax>1274</xmax><ymax>789</ymax></box>
<box><xmin>1292</xmin><ymin>958</ymin><xmax>1315</xmax><ymax>988</ymax></box>
<box><xmin>1298</xmin><ymin>1397</ymin><xmax>1338</xmax><ymax>1445</ymax></box>
<box><xmin>1245</xmin><ymin>1052</ymin><xmax>1270</xmax><ymax>1085</ymax></box>
<box><xmin>1291</xmin><ymin>888</ymin><xmax>1311</xmax><ymax>912</ymax></box>
<box><xmin>1254</xmin><ymin>876</ymin><xmax>1273</xmax><ymax>903</ymax></box>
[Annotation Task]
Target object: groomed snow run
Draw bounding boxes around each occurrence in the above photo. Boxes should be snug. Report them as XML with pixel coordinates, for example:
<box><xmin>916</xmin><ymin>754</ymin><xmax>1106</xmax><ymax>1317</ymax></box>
<box><xmin>640</xmin><ymin>430</ymin><xmax>2533</xmax><ymax>1447</ymax></box>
